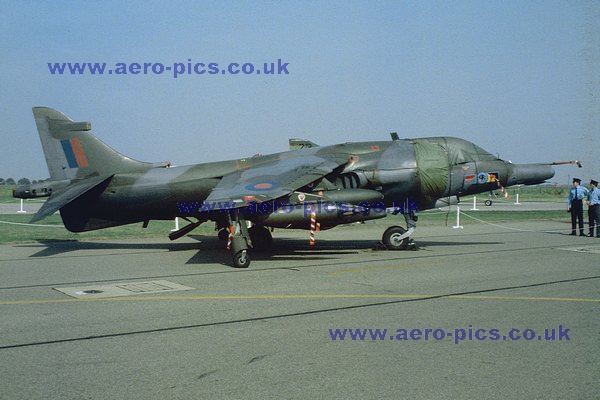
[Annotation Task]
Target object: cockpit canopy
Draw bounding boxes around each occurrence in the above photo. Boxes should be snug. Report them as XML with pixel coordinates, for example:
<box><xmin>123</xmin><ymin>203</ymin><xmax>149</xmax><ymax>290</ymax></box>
<box><xmin>418</xmin><ymin>137</ymin><xmax>499</xmax><ymax>165</ymax></box>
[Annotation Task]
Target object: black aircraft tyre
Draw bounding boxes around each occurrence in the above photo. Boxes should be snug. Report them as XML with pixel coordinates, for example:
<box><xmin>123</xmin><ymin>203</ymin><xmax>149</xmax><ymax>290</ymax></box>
<box><xmin>382</xmin><ymin>226</ymin><xmax>408</xmax><ymax>250</ymax></box>
<box><xmin>233</xmin><ymin>250</ymin><xmax>250</xmax><ymax>268</ymax></box>
<box><xmin>485</xmin><ymin>200</ymin><xmax>493</xmax><ymax>206</ymax></box>
<box><xmin>248</xmin><ymin>226</ymin><xmax>272</xmax><ymax>251</ymax></box>
<box><xmin>218</xmin><ymin>229</ymin><xmax>229</xmax><ymax>241</ymax></box>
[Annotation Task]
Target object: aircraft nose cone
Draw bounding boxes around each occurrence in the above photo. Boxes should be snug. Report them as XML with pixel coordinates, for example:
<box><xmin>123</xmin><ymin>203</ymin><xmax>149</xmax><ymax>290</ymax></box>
<box><xmin>508</xmin><ymin>163</ymin><xmax>555</xmax><ymax>185</ymax></box>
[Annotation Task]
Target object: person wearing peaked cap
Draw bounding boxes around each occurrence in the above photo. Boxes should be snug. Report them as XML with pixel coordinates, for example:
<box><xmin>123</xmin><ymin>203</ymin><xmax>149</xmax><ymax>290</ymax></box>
<box><xmin>567</xmin><ymin>178</ymin><xmax>588</xmax><ymax>236</ymax></box>
<box><xmin>586</xmin><ymin>179</ymin><xmax>600</xmax><ymax>237</ymax></box>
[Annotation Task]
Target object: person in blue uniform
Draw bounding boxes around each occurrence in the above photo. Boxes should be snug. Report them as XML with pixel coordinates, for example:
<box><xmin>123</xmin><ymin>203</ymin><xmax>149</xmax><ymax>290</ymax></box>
<box><xmin>586</xmin><ymin>179</ymin><xmax>600</xmax><ymax>238</ymax></box>
<box><xmin>567</xmin><ymin>178</ymin><xmax>588</xmax><ymax>236</ymax></box>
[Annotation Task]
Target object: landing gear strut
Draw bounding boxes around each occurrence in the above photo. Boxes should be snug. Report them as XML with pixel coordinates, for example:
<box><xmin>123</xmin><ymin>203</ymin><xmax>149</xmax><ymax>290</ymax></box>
<box><xmin>222</xmin><ymin>212</ymin><xmax>274</xmax><ymax>267</ymax></box>
<box><xmin>380</xmin><ymin>210</ymin><xmax>417</xmax><ymax>250</ymax></box>
<box><xmin>227</xmin><ymin>210</ymin><xmax>251</xmax><ymax>268</ymax></box>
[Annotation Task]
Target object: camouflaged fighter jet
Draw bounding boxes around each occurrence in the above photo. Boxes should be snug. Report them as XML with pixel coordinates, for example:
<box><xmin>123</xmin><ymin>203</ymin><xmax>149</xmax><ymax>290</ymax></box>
<box><xmin>15</xmin><ymin>107</ymin><xmax>573</xmax><ymax>267</ymax></box>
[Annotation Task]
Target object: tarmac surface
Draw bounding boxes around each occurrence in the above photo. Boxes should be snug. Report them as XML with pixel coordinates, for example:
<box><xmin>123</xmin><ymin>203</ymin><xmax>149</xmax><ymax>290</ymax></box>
<box><xmin>0</xmin><ymin>214</ymin><xmax>599</xmax><ymax>399</ymax></box>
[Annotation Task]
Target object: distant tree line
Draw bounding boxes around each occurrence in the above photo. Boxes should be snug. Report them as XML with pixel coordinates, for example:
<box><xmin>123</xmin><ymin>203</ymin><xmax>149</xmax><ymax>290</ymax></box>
<box><xmin>0</xmin><ymin>178</ymin><xmax>48</xmax><ymax>185</ymax></box>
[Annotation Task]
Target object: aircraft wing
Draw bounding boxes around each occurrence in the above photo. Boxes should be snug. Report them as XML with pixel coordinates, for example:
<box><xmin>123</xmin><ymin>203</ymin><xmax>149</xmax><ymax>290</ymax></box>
<box><xmin>205</xmin><ymin>153</ymin><xmax>347</xmax><ymax>209</ymax></box>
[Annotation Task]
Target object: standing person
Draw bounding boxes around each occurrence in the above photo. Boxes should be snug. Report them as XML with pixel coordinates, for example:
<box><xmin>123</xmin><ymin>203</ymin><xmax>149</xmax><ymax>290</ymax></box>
<box><xmin>567</xmin><ymin>178</ymin><xmax>588</xmax><ymax>236</ymax></box>
<box><xmin>586</xmin><ymin>179</ymin><xmax>600</xmax><ymax>238</ymax></box>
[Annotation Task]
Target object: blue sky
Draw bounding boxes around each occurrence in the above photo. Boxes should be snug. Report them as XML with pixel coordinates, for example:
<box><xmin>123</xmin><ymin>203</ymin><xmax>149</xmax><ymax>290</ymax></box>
<box><xmin>1</xmin><ymin>0</ymin><xmax>598</xmax><ymax>184</ymax></box>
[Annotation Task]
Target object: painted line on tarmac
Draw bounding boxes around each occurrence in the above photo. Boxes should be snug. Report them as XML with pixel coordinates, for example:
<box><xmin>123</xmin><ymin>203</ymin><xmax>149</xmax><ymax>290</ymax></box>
<box><xmin>0</xmin><ymin>293</ymin><xmax>598</xmax><ymax>306</ymax></box>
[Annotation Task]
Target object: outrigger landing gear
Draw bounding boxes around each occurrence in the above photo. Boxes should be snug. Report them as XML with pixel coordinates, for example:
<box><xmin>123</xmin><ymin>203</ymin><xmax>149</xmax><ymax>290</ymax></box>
<box><xmin>380</xmin><ymin>210</ymin><xmax>417</xmax><ymax>250</ymax></box>
<box><xmin>227</xmin><ymin>210</ymin><xmax>251</xmax><ymax>268</ymax></box>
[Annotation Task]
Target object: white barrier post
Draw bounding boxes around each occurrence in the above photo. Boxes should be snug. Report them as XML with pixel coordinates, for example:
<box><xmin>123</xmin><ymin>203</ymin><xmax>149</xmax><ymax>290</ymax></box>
<box><xmin>471</xmin><ymin>196</ymin><xmax>479</xmax><ymax>211</ymax></box>
<box><xmin>453</xmin><ymin>207</ymin><xmax>464</xmax><ymax>229</ymax></box>
<box><xmin>171</xmin><ymin>217</ymin><xmax>180</xmax><ymax>232</ymax></box>
<box><xmin>17</xmin><ymin>199</ymin><xmax>27</xmax><ymax>214</ymax></box>
<box><xmin>514</xmin><ymin>193</ymin><xmax>521</xmax><ymax>205</ymax></box>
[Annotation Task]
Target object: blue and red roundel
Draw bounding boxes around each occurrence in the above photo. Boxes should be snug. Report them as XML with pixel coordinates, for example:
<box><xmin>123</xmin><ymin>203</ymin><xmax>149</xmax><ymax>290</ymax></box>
<box><xmin>245</xmin><ymin>181</ymin><xmax>278</xmax><ymax>191</ymax></box>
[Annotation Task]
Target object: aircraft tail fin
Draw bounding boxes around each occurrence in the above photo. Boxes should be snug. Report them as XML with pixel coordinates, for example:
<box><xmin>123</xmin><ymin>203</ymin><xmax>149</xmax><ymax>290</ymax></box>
<box><xmin>289</xmin><ymin>138</ymin><xmax>319</xmax><ymax>150</ymax></box>
<box><xmin>33</xmin><ymin>107</ymin><xmax>155</xmax><ymax>181</ymax></box>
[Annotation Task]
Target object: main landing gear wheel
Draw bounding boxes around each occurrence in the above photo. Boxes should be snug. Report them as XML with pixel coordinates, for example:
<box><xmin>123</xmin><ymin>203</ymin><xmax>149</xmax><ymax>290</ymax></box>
<box><xmin>382</xmin><ymin>226</ymin><xmax>409</xmax><ymax>250</ymax></box>
<box><xmin>248</xmin><ymin>226</ymin><xmax>272</xmax><ymax>251</ymax></box>
<box><xmin>218</xmin><ymin>229</ymin><xmax>229</xmax><ymax>241</ymax></box>
<box><xmin>233</xmin><ymin>250</ymin><xmax>250</xmax><ymax>268</ymax></box>
<box><xmin>484</xmin><ymin>200</ymin><xmax>493</xmax><ymax>206</ymax></box>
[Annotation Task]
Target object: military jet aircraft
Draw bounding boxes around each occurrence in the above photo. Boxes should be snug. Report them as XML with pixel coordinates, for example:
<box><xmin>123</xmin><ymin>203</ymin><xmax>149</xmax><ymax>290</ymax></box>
<box><xmin>15</xmin><ymin>107</ymin><xmax>575</xmax><ymax>267</ymax></box>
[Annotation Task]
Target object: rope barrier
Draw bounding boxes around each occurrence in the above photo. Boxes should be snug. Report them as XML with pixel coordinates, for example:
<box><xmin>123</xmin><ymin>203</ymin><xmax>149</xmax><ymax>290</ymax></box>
<box><xmin>0</xmin><ymin>220</ymin><xmax>63</xmax><ymax>228</ymax></box>
<box><xmin>459</xmin><ymin>211</ymin><xmax>573</xmax><ymax>234</ymax></box>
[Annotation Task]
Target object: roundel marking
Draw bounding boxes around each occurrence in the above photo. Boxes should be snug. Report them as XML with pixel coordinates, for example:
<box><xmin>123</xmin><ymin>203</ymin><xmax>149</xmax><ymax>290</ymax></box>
<box><xmin>254</xmin><ymin>183</ymin><xmax>273</xmax><ymax>189</ymax></box>
<box><xmin>245</xmin><ymin>181</ymin><xmax>278</xmax><ymax>191</ymax></box>
<box><xmin>477</xmin><ymin>172</ymin><xmax>489</xmax><ymax>184</ymax></box>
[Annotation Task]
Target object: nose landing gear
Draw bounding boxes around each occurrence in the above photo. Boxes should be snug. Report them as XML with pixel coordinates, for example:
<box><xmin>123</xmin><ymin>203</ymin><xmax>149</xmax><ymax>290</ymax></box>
<box><xmin>379</xmin><ymin>210</ymin><xmax>417</xmax><ymax>251</ymax></box>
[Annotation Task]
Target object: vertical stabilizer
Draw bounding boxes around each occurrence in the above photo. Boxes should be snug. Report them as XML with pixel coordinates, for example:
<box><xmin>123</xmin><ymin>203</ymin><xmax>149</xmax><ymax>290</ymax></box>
<box><xmin>33</xmin><ymin>107</ymin><xmax>153</xmax><ymax>180</ymax></box>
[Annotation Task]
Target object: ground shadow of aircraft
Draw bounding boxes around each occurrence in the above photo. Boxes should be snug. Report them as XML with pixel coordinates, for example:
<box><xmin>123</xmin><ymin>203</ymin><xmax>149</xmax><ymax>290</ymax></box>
<box><xmin>16</xmin><ymin>235</ymin><xmax>503</xmax><ymax>270</ymax></box>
